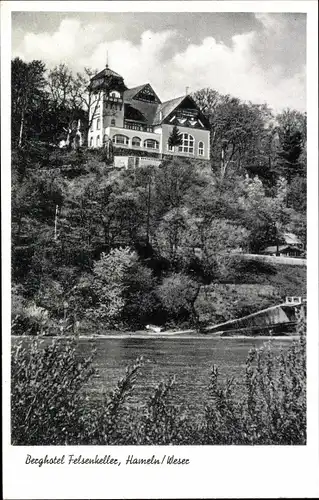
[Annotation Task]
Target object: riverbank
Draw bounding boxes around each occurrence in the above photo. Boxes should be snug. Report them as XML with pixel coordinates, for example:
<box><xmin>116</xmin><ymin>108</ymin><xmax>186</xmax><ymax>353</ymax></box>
<box><xmin>12</xmin><ymin>333</ymin><xmax>297</xmax><ymax>340</ymax></box>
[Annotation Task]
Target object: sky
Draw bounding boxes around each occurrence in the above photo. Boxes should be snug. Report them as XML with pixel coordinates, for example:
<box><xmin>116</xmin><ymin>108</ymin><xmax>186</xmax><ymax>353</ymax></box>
<box><xmin>12</xmin><ymin>11</ymin><xmax>306</xmax><ymax>112</ymax></box>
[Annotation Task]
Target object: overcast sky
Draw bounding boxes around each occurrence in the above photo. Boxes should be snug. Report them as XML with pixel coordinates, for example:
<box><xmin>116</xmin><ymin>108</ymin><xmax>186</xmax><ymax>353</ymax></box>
<box><xmin>12</xmin><ymin>12</ymin><xmax>306</xmax><ymax>111</ymax></box>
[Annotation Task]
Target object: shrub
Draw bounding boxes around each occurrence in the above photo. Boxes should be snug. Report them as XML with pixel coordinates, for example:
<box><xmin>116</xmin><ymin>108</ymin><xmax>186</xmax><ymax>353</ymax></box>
<box><xmin>88</xmin><ymin>247</ymin><xmax>159</xmax><ymax>329</ymax></box>
<box><xmin>12</xmin><ymin>288</ymin><xmax>49</xmax><ymax>336</ymax></box>
<box><xmin>203</xmin><ymin>317</ymin><xmax>306</xmax><ymax>445</ymax></box>
<box><xmin>11</xmin><ymin>338</ymin><xmax>95</xmax><ymax>444</ymax></box>
<box><xmin>156</xmin><ymin>273</ymin><xmax>200</xmax><ymax>326</ymax></box>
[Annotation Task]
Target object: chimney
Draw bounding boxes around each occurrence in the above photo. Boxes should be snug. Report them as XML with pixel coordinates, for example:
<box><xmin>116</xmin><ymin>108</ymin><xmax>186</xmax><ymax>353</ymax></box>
<box><xmin>185</xmin><ymin>86</ymin><xmax>189</xmax><ymax>95</ymax></box>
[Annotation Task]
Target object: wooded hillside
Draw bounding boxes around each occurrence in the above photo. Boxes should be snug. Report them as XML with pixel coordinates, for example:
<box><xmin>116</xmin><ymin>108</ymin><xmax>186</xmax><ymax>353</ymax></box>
<box><xmin>11</xmin><ymin>58</ymin><xmax>307</xmax><ymax>333</ymax></box>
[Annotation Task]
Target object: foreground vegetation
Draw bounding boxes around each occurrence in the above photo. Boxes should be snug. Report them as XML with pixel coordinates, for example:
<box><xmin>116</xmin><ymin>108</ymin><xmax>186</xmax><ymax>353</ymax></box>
<box><xmin>11</xmin><ymin>318</ymin><xmax>306</xmax><ymax>445</ymax></box>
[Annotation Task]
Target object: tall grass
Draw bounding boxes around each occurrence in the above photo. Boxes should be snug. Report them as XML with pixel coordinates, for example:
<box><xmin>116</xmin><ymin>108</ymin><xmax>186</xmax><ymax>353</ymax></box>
<box><xmin>11</xmin><ymin>319</ymin><xmax>306</xmax><ymax>445</ymax></box>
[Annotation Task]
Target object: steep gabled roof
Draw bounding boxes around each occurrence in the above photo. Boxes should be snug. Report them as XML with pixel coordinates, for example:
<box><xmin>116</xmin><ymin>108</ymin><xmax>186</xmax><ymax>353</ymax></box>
<box><xmin>124</xmin><ymin>84</ymin><xmax>160</xmax><ymax>125</ymax></box>
<box><xmin>123</xmin><ymin>84</ymin><xmax>148</xmax><ymax>101</ymax></box>
<box><xmin>123</xmin><ymin>87</ymin><xmax>210</xmax><ymax>128</ymax></box>
<box><xmin>153</xmin><ymin>96</ymin><xmax>186</xmax><ymax>125</ymax></box>
<box><xmin>152</xmin><ymin>94</ymin><xmax>210</xmax><ymax>128</ymax></box>
<box><xmin>124</xmin><ymin>101</ymin><xmax>159</xmax><ymax>125</ymax></box>
<box><xmin>124</xmin><ymin>83</ymin><xmax>161</xmax><ymax>104</ymax></box>
<box><xmin>91</xmin><ymin>66</ymin><xmax>123</xmax><ymax>81</ymax></box>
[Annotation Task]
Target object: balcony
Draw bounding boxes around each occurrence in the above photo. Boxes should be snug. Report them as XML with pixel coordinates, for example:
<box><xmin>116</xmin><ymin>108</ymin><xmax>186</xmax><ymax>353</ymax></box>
<box><xmin>124</xmin><ymin>120</ymin><xmax>154</xmax><ymax>133</ymax></box>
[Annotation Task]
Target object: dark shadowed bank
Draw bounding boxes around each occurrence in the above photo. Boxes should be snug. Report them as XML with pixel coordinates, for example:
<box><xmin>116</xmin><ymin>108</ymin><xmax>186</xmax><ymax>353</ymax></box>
<box><xmin>11</xmin><ymin>318</ymin><xmax>306</xmax><ymax>446</ymax></box>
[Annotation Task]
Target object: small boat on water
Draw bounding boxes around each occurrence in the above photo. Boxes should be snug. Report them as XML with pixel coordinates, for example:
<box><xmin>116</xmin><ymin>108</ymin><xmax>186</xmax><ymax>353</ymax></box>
<box><xmin>145</xmin><ymin>324</ymin><xmax>162</xmax><ymax>333</ymax></box>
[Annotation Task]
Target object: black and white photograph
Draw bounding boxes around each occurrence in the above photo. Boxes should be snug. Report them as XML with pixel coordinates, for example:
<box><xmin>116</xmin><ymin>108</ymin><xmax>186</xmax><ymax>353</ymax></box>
<box><xmin>2</xmin><ymin>1</ymin><xmax>319</xmax><ymax>499</ymax></box>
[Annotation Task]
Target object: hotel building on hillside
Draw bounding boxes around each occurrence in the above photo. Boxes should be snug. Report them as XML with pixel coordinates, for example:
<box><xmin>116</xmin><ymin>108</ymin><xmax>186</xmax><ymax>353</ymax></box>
<box><xmin>87</xmin><ymin>64</ymin><xmax>210</xmax><ymax>168</ymax></box>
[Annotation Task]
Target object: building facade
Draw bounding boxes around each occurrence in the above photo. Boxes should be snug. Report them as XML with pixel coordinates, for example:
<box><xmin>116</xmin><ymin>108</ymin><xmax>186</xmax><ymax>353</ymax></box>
<box><xmin>87</xmin><ymin>65</ymin><xmax>210</xmax><ymax>168</ymax></box>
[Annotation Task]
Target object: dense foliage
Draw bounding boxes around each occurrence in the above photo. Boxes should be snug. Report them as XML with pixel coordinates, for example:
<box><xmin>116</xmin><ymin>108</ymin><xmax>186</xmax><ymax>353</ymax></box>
<box><xmin>11</xmin><ymin>58</ymin><xmax>306</xmax><ymax>332</ymax></box>
<box><xmin>11</xmin><ymin>318</ymin><xmax>306</xmax><ymax>445</ymax></box>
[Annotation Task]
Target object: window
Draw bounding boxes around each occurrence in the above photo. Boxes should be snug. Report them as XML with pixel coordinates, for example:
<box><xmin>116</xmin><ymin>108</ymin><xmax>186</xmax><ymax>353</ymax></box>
<box><xmin>103</xmin><ymin>134</ymin><xmax>108</xmax><ymax>145</ymax></box>
<box><xmin>112</xmin><ymin>134</ymin><xmax>129</xmax><ymax>146</ymax></box>
<box><xmin>96</xmin><ymin>135</ymin><xmax>100</xmax><ymax>147</ymax></box>
<box><xmin>198</xmin><ymin>141</ymin><xmax>204</xmax><ymax>156</ymax></box>
<box><xmin>132</xmin><ymin>137</ymin><xmax>141</xmax><ymax>147</ymax></box>
<box><xmin>111</xmin><ymin>118</ymin><xmax>116</xmax><ymax>126</ymax></box>
<box><xmin>90</xmin><ymin>137</ymin><xmax>93</xmax><ymax>147</ymax></box>
<box><xmin>178</xmin><ymin>133</ymin><xmax>194</xmax><ymax>154</ymax></box>
<box><xmin>167</xmin><ymin>143</ymin><xmax>173</xmax><ymax>152</ymax></box>
<box><xmin>90</xmin><ymin>121</ymin><xmax>93</xmax><ymax>132</ymax></box>
<box><xmin>144</xmin><ymin>139</ymin><xmax>159</xmax><ymax>150</ymax></box>
<box><xmin>110</xmin><ymin>90</ymin><xmax>121</xmax><ymax>98</ymax></box>
<box><xmin>96</xmin><ymin>118</ymin><xmax>101</xmax><ymax>130</ymax></box>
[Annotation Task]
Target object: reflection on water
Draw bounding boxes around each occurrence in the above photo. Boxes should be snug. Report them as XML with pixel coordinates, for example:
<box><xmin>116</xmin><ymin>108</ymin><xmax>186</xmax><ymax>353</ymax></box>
<box><xmin>78</xmin><ymin>336</ymin><xmax>293</xmax><ymax>416</ymax></box>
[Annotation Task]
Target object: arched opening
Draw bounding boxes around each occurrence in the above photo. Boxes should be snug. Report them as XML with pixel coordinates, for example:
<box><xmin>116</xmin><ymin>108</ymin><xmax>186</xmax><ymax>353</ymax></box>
<box><xmin>198</xmin><ymin>141</ymin><xmax>204</xmax><ymax>156</ymax></box>
<box><xmin>110</xmin><ymin>90</ymin><xmax>121</xmax><ymax>98</ymax></box>
<box><xmin>178</xmin><ymin>133</ymin><xmax>194</xmax><ymax>154</ymax></box>
<box><xmin>144</xmin><ymin>139</ymin><xmax>159</xmax><ymax>150</ymax></box>
<box><xmin>132</xmin><ymin>137</ymin><xmax>141</xmax><ymax>147</ymax></box>
<box><xmin>112</xmin><ymin>135</ymin><xmax>130</xmax><ymax>146</ymax></box>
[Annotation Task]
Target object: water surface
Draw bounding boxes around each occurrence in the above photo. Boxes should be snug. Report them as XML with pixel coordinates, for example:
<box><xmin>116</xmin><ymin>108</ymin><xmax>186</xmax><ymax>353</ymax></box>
<box><xmin>79</xmin><ymin>336</ymin><xmax>293</xmax><ymax>416</ymax></box>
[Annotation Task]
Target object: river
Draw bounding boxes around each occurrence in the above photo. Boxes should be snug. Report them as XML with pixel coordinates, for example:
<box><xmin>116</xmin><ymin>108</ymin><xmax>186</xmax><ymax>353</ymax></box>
<box><xmin>77</xmin><ymin>335</ymin><xmax>294</xmax><ymax>416</ymax></box>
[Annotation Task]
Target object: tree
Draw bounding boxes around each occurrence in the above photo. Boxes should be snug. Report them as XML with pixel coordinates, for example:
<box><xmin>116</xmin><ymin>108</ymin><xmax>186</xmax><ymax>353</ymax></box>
<box><xmin>75</xmin><ymin>68</ymin><xmax>103</xmax><ymax>140</ymax></box>
<box><xmin>192</xmin><ymin>88</ymin><xmax>220</xmax><ymax>118</ymax></box>
<box><xmin>11</xmin><ymin>58</ymin><xmax>47</xmax><ymax>147</ymax></box>
<box><xmin>168</xmin><ymin>125</ymin><xmax>183</xmax><ymax>152</ymax></box>
<box><xmin>275</xmin><ymin>109</ymin><xmax>306</xmax><ymax>191</ymax></box>
<box><xmin>153</xmin><ymin>207</ymin><xmax>192</xmax><ymax>267</ymax></box>
<box><xmin>46</xmin><ymin>64</ymin><xmax>89</xmax><ymax>144</ymax></box>
<box><xmin>89</xmin><ymin>247</ymin><xmax>157</xmax><ymax>328</ymax></box>
<box><xmin>193</xmin><ymin>88</ymin><xmax>274</xmax><ymax>179</ymax></box>
<box><xmin>156</xmin><ymin>273</ymin><xmax>200</xmax><ymax>326</ymax></box>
